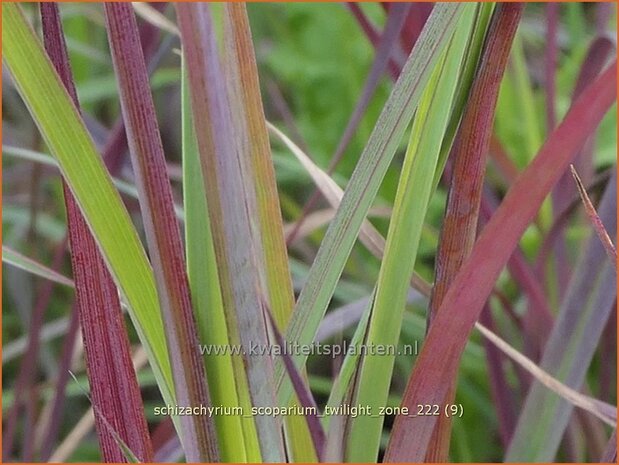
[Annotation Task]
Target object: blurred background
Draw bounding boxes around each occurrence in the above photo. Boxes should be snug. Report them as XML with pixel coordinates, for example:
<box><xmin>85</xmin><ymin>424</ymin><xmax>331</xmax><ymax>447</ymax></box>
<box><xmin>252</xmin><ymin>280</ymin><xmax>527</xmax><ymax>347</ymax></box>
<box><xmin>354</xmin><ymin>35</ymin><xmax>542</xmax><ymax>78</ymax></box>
<box><xmin>2</xmin><ymin>3</ymin><xmax>617</xmax><ymax>462</ymax></box>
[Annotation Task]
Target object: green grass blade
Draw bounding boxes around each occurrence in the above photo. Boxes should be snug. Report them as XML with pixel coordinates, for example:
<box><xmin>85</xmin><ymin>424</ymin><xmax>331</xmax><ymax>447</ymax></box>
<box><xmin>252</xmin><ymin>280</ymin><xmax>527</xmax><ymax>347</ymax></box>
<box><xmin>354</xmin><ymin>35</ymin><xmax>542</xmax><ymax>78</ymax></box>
<box><xmin>181</xmin><ymin>56</ymin><xmax>249</xmax><ymax>463</ymax></box>
<box><xmin>1</xmin><ymin>0</ymin><xmax>174</xmax><ymax>420</ymax></box>
<box><xmin>345</xmin><ymin>8</ymin><xmax>477</xmax><ymax>461</ymax></box>
<box><xmin>2</xmin><ymin>246</ymin><xmax>74</xmax><ymax>289</ymax></box>
<box><xmin>276</xmin><ymin>3</ymin><xmax>468</xmax><ymax>403</ymax></box>
<box><xmin>177</xmin><ymin>4</ymin><xmax>286</xmax><ymax>460</ymax></box>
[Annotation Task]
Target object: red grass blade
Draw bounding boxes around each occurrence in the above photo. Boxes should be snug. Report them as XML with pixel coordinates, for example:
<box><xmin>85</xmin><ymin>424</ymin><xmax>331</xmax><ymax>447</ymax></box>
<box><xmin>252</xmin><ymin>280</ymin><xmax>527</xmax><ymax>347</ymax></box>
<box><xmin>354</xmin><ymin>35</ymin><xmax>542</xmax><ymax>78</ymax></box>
<box><xmin>423</xmin><ymin>4</ymin><xmax>523</xmax><ymax>460</ymax></box>
<box><xmin>104</xmin><ymin>4</ymin><xmax>219</xmax><ymax>461</ymax></box>
<box><xmin>39</xmin><ymin>13</ymin><xmax>167</xmax><ymax>459</ymax></box>
<box><xmin>41</xmin><ymin>3</ymin><xmax>153</xmax><ymax>461</ymax></box>
<box><xmin>384</xmin><ymin>58</ymin><xmax>616</xmax><ymax>462</ymax></box>
<box><xmin>428</xmin><ymin>3</ymin><xmax>523</xmax><ymax>326</ymax></box>
<box><xmin>2</xmin><ymin>9</ymin><xmax>166</xmax><ymax>458</ymax></box>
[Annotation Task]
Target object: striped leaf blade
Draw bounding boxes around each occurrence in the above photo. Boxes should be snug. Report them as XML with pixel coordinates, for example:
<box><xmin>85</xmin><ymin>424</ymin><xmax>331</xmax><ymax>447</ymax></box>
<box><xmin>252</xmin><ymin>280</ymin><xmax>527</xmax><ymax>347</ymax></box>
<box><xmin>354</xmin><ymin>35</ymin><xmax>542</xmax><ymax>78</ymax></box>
<box><xmin>41</xmin><ymin>4</ymin><xmax>154</xmax><ymax>461</ymax></box>
<box><xmin>181</xmin><ymin>55</ymin><xmax>249</xmax><ymax>463</ymax></box>
<box><xmin>221</xmin><ymin>5</ymin><xmax>317</xmax><ymax>460</ymax></box>
<box><xmin>346</xmin><ymin>8</ymin><xmax>478</xmax><ymax>461</ymax></box>
<box><xmin>177</xmin><ymin>3</ymin><xmax>286</xmax><ymax>460</ymax></box>
<box><xmin>276</xmin><ymin>2</ymin><xmax>468</xmax><ymax>404</ymax></box>
<box><xmin>1</xmin><ymin>1</ymin><xmax>175</xmax><ymax>414</ymax></box>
